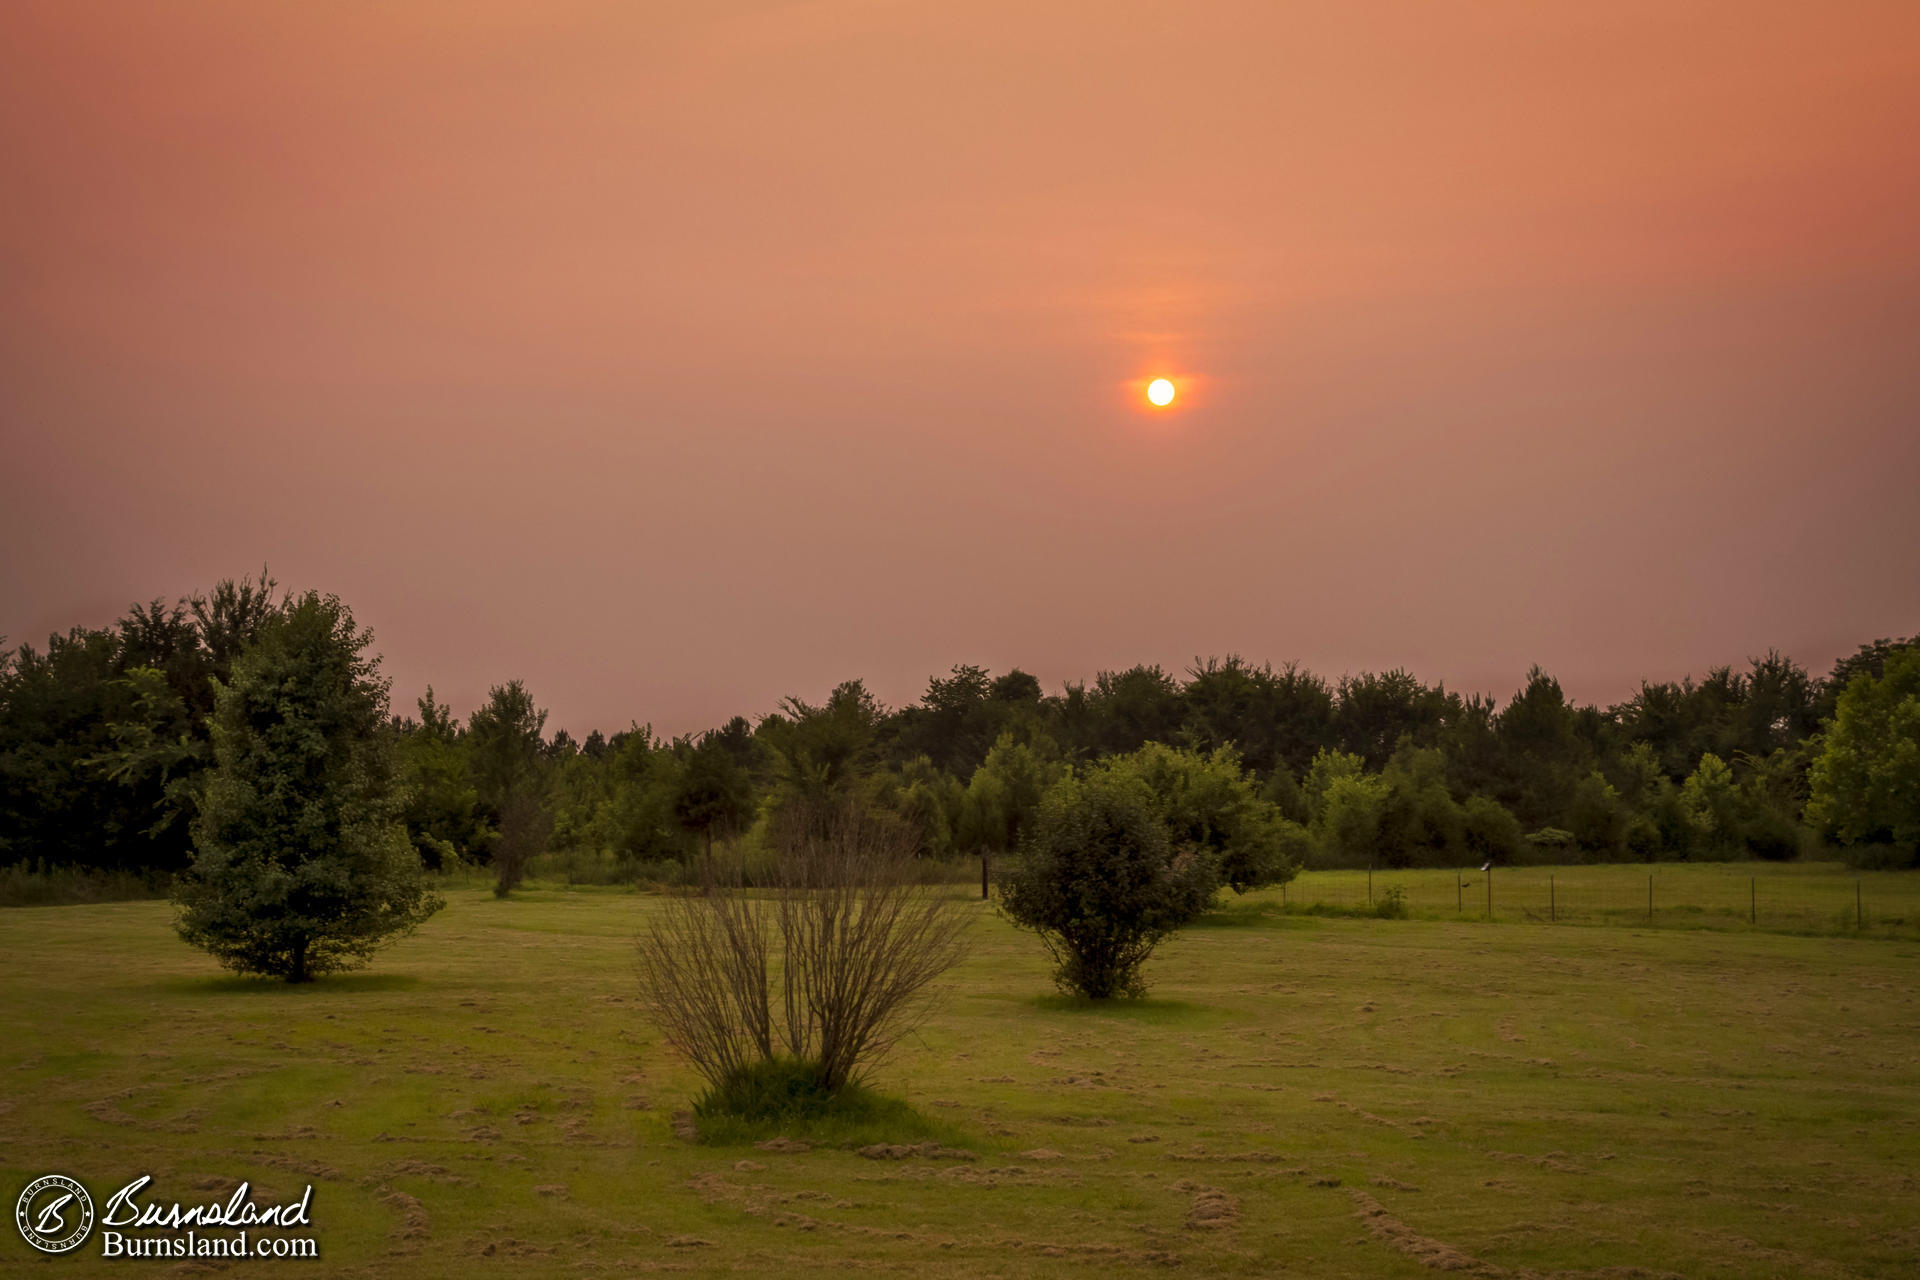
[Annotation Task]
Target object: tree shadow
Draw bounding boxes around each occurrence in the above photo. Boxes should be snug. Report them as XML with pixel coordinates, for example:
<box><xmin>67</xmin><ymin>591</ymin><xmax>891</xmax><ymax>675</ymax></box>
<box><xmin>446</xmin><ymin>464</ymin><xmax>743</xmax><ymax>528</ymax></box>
<box><xmin>1022</xmin><ymin>994</ymin><xmax>1216</xmax><ymax>1023</ymax></box>
<box><xmin>156</xmin><ymin>972</ymin><xmax>424</xmax><ymax>996</ymax></box>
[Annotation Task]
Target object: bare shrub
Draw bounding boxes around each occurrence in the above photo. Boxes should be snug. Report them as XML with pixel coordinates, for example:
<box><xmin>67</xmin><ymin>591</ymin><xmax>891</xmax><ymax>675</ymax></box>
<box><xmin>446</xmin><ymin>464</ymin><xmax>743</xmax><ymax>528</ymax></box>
<box><xmin>635</xmin><ymin>802</ymin><xmax>973</xmax><ymax>1093</ymax></box>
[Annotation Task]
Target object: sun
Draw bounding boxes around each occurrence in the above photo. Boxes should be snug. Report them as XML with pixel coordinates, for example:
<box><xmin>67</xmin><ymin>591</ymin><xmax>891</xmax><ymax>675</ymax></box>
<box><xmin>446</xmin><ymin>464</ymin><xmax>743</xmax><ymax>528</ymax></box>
<box><xmin>1147</xmin><ymin>378</ymin><xmax>1176</xmax><ymax>407</ymax></box>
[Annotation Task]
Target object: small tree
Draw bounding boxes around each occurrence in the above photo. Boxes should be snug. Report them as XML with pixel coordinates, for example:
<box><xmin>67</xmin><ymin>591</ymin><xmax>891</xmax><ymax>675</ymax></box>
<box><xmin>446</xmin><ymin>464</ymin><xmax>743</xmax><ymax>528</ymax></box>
<box><xmin>635</xmin><ymin>800</ymin><xmax>972</xmax><ymax>1099</ymax></box>
<box><xmin>468</xmin><ymin>680</ymin><xmax>551</xmax><ymax>896</ymax></box>
<box><xmin>174</xmin><ymin>593</ymin><xmax>441</xmax><ymax>982</ymax></box>
<box><xmin>998</xmin><ymin>771</ymin><xmax>1217</xmax><ymax>999</ymax></box>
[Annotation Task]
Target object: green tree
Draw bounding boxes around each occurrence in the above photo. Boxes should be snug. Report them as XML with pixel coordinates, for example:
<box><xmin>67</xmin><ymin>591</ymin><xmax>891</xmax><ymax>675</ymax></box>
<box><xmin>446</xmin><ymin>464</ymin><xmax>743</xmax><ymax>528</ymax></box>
<box><xmin>891</xmin><ymin>756</ymin><xmax>966</xmax><ymax>857</ymax></box>
<box><xmin>1103</xmin><ymin>743</ymin><xmax>1304</xmax><ymax>892</ymax></box>
<box><xmin>1680</xmin><ymin>753</ymin><xmax>1740</xmax><ymax>853</ymax></box>
<box><xmin>1301</xmin><ymin>748</ymin><xmax>1366</xmax><ymax>825</ymax></box>
<box><xmin>173</xmin><ymin>593</ymin><xmax>440</xmax><ymax>982</ymax></box>
<box><xmin>1566</xmin><ymin>770</ymin><xmax>1627</xmax><ymax>859</ymax></box>
<box><xmin>1315</xmin><ymin>771</ymin><xmax>1388</xmax><ymax>867</ymax></box>
<box><xmin>760</xmin><ymin>680</ymin><xmax>884</xmax><ymax>848</ymax></box>
<box><xmin>957</xmin><ymin>732</ymin><xmax>1065</xmax><ymax>856</ymax></box>
<box><xmin>394</xmin><ymin>688</ymin><xmax>489</xmax><ymax>870</ymax></box>
<box><xmin>673</xmin><ymin>730</ymin><xmax>758</xmax><ymax>878</ymax></box>
<box><xmin>1806</xmin><ymin>649</ymin><xmax>1920</xmax><ymax>865</ymax></box>
<box><xmin>998</xmin><ymin>771</ymin><xmax>1218</xmax><ymax>998</ymax></box>
<box><xmin>1461</xmin><ymin>795</ymin><xmax>1523</xmax><ymax>865</ymax></box>
<box><xmin>467</xmin><ymin>680</ymin><xmax>552</xmax><ymax>896</ymax></box>
<box><xmin>1374</xmin><ymin>745</ymin><xmax>1465</xmax><ymax>868</ymax></box>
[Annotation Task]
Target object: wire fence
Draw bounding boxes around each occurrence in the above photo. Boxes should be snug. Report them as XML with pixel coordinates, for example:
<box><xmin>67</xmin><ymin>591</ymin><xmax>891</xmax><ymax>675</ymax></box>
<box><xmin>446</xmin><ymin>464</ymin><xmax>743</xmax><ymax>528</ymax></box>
<box><xmin>1274</xmin><ymin>863</ymin><xmax>1920</xmax><ymax>936</ymax></box>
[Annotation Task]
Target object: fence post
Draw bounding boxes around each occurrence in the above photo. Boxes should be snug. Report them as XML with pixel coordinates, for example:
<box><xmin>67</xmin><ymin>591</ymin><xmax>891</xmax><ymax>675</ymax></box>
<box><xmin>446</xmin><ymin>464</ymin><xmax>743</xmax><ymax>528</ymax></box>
<box><xmin>1368</xmin><ymin>863</ymin><xmax>1373</xmax><ymax>904</ymax></box>
<box><xmin>1858</xmin><ymin>880</ymin><xmax>1863</xmax><ymax>928</ymax></box>
<box><xmin>1750</xmin><ymin>876</ymin><xmax>1756</xmax><ymax>925</ymax></box>
<box><xmin>1486</xmin><ymin>866</ymin><xmax>1493</xmax><ymax>919</ymax></box>
<box><xmin>1457</xmin><ymin>870</ymin><xmax>1462</xmax><ymax>914</ymax></box>
<box><xmin>1648</xmin><ymin>873</ymin><xmax>1653</xmax><ymax>924</ymax></box>
<box><xmin>1550</xmin><ymin>874</ymin><xmax>1555</xmax><ymax>923</ymax></box>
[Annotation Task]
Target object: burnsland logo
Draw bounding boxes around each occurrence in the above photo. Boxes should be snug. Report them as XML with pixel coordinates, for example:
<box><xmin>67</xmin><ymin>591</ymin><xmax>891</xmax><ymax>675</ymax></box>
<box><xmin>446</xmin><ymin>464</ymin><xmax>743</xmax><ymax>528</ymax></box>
<box><xmin>15</xmin><ymin>1174</ymin><xmax>319</xmax><ymax>1260</ymax></box>
<box><xmin>15</xmin><ymin>1175</ymin><xmax>94</xmax><ymax>1254</ymax></box>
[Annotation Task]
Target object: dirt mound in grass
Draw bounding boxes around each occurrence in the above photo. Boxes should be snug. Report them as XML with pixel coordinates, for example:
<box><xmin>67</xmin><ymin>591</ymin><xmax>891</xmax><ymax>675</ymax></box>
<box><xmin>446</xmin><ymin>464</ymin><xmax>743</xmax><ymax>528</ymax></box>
<box><xmin>857</xmin><ymin>1142</ymin><xmax>976</xmax><ymax>1161</ymax></box>
<box><xmin>1174</xmin><ymin>1179</ymin><xmax>1239</xmax><ymax>1230</ymax></box>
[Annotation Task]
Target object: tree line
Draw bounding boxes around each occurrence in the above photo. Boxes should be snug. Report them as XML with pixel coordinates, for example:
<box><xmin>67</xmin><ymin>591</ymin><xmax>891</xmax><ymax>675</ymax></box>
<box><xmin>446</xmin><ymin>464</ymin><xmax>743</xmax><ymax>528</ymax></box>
<box><xmin>4</xmin><ymin>574</ymin><xmax>1918</xmax><ymax>886</ymax></box>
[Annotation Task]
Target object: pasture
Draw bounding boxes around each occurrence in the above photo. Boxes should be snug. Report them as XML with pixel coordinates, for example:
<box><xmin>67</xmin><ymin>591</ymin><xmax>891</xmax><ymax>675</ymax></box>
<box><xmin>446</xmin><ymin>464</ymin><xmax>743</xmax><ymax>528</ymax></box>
<box><xmin>5</xmin><ymin>873</ymin><xmax>1918</xmax><ymax>1278</ymax></box>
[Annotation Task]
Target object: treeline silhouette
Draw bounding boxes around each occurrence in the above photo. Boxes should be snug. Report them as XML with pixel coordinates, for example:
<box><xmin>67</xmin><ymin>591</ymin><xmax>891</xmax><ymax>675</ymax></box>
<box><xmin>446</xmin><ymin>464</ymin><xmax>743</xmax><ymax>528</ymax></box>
<box><xmin>3</xmin><ymin>572</ymin><xmax>1915</xmax><ymax>880</ymax></box>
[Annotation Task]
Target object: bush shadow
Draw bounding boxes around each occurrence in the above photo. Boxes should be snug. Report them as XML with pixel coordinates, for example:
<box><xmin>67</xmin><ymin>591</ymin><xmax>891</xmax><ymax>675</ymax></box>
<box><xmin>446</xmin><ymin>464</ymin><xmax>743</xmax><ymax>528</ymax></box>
<box><xmin>156</xmin><ymin>972</ymin><xmax>424</xmax><ymax>996</ymax></box>
<box><xmin>1023</xmin><ymin>994</ymin><xmax>1217</xmax><ymax>1023</ymax></box>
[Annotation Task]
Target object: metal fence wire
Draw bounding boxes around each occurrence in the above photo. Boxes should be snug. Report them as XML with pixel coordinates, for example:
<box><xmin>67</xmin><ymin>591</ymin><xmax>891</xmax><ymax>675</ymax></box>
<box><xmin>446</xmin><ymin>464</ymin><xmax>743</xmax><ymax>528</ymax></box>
<box><xmin>1275</xmin><ymin>865</ymin><xmax>1916</xmax><ymax>935</ymax></box>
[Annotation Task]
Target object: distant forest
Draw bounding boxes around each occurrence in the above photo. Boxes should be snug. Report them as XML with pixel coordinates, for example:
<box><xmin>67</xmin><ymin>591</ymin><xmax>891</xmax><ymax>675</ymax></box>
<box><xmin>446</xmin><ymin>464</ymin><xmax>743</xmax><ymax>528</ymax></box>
<box><xmin>3</xmin><ymin>573</ymin><xmax>1916</xmax><ymax>880</ymax></box>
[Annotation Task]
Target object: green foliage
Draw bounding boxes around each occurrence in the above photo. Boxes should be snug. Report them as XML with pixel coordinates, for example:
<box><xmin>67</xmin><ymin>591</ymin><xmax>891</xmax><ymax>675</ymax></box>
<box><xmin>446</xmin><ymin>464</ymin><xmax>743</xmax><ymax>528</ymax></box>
<box><xmin>1302</xmin><ymin>747</ymin><xmax>1366</xmax><ymax>824</ymax></box>
<box><xmin>1371</xmin><ymin>884</ymin><xmax>1409</xmax><ymax>918</ymax></box>
<box><xmin>1373</xmin><ymin>745</ymin><xmax>1464</xmax><ymax>868</ymax></box>
<box><xmin>890</xmin><ymin>756</ymin><xmax>967</xmax><ymax>856</ymax></box>
<box><xmin>1461</xmin><ymin>795</ymin><xmax>1524</xmax><ymax>865</ymax></box>
<box><xmin>956</xmin><ymin>733</ymin><xmax>1064</xmax><ymax>855</ymax></box>
<box><xmin>1497</xmin><ymin>667</ymin><xmax>1589</xmax><ymax>828</ymax></box>
<box><xmin>1102</xmin><ymin>742</ymin><xmax>1303</xmax><ymax>892</ymax></box>
<box><xmin>1182</xmin><ymin>656</ymin><xmax>1335</xmax><ymax>778</ymax></box>
<box><xmin>1315</xmin><ymin>771</ymin><xmax>1389</xmax><ymax>868</ymax></box>
<box><xmin>1334</xmin><ymin>669</ymin><xmax>1454</xmax><ymax>770</ymax></box>
<box><xmin>1567</xmin><ymin>770</ymin><xmax>1627</xmax><ymax>858</ymax></box>
<box><xmin>997</xmin><ymin>771</ymin><xmax>1219</xmax><ymax>998</ymax></box>
<box><xmin>0</xmin><ymin>573</ymin><xmax>282</xmax><ymax>876</ymax></box>
<box><xmin>395</xmin><ymin>688</ymin><xmax>490</xmax><ymax>870</ymax></box>
<box><xmin>12</xmin><ymin>585</ymin><xmax>1907</xmax><ymax>892</ymax></box>
<box><xmin>760</xmin><ymin>680</ymin><xmax>885</xmax><ymax>846</ymax></box>
<box><xmin>1806</xmin><ymin>649</ymin><xmax>1920</xmax><ymax>865</ymax></box>
<box><xmin>673</xmin><ymin>730</ymin><xmax>758</xmax><ymax>866</ymax></box>
<box><xmin>467</xmin><ymin>680</ymin><xmax>553</xmax><ymax>895</ymax></box>
<box><xmin>1524</xmin><ymin>827</ymin><xmax>1577</xmax><ymax>857</ymax></box>
<box><xmin>173</xmin><ymin>592</ymin><xmax>440</xmax><ymax>982</ymax></box>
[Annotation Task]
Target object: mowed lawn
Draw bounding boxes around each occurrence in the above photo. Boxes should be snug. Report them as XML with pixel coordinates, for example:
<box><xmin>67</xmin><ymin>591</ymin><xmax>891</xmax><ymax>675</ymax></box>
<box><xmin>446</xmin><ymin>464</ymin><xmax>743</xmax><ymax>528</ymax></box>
<box><xmin>4</xmin><ymin>883</ymin><xmax>1918</xmax><ymax>1278</ymax></box>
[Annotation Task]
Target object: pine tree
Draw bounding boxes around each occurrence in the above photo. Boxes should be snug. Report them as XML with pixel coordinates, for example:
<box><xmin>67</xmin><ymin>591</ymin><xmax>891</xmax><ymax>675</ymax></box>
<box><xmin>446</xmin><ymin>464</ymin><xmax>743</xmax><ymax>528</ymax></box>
<box><xmin>174</xmin><ymin>592</ymin><xmax>440</xmax><ymax>981</ymax></box>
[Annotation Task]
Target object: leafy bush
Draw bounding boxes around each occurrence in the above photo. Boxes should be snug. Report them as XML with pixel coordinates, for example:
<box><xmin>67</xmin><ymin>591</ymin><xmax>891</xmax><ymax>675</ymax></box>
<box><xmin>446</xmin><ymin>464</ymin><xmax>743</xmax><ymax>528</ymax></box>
<box><xmin>998</xmin><ymin>770</ymin><xmax>1218</xmax><ymax>998</ymax></box>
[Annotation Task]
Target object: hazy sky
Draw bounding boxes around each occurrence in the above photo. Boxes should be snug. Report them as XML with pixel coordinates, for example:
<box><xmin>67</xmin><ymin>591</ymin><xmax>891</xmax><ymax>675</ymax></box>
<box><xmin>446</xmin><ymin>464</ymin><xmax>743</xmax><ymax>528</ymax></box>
<box><xmin>4</xmin><ymin>2</ymin><xmax>1918</xmax><ymax>737</ymax></box>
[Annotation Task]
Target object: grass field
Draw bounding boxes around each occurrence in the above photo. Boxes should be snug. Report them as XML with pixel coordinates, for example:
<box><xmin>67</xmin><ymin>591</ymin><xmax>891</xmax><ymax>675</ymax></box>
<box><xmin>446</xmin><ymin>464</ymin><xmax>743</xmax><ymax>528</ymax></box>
<box><xmin>1282</xmin><ymin>862</ymin><xmax>1920</xmax><ymax>937</ymax></box>
<box><xmin>5</xmin><ymin>874</ymin><xmax>1919</xmax><ymax>1277</ymax></box>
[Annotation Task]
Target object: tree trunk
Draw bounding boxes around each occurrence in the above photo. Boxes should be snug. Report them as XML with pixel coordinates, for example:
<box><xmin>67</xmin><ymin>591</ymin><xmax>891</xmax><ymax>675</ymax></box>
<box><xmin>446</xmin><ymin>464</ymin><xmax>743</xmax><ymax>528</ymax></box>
<box><xmin>288</xmin><ymin>936</ymin><xmax>310</xmax><ymax>984</ymax></box>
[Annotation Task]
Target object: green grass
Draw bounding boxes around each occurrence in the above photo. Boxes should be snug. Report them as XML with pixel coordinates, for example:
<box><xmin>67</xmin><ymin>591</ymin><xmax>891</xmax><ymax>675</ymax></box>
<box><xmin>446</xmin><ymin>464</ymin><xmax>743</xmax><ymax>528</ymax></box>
<box><xmin>1281</xmin><ymin>860</ymin><xmax>1920</xmax><ymax>936</ymax></box>
<box><xmin>4</xmin><ymin>880</ymin><xmax>1919</xmax><ymax>1276</ymax></box>
<box><xmin>691</xmin><ymin>1060</ymin><xmax>978</xmax><ymax>1150</ymax></box>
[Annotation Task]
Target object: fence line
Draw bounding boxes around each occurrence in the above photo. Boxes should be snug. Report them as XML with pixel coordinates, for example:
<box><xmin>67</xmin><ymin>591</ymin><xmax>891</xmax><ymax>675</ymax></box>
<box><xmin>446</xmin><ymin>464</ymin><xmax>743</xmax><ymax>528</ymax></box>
<box><xmin>1276</xmin><ymin>864</ymin><xmax>1914</xmax><ymax>935</ymax></box>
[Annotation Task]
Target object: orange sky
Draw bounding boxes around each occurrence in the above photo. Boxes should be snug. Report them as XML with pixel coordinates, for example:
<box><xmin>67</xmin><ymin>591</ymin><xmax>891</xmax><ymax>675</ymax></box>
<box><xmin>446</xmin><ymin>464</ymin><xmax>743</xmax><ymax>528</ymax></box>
<box><xmin>4</xmin><ymin>1</ymin><xmax>1918</xmax><ymax>735</ymax></box>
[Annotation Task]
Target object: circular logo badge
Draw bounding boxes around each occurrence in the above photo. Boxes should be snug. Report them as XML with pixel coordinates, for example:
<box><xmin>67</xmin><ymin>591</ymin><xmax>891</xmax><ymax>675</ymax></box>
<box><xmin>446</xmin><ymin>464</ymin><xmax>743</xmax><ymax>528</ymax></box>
<box><xmin>15</xmin><ymin>1175</ymin><xmax>95</xmax><ymax>1254</ymax></box>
